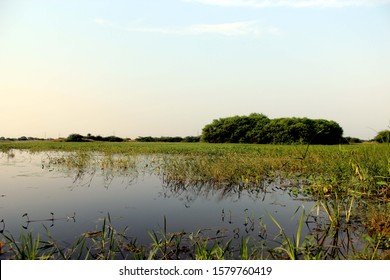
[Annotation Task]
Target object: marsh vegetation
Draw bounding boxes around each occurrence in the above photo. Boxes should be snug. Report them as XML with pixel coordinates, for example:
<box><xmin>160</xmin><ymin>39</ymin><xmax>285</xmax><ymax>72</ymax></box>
<box><xmin>0</xmin><ymin>141</ymin><xmax>389</xmax><ymax>259</ymax></box>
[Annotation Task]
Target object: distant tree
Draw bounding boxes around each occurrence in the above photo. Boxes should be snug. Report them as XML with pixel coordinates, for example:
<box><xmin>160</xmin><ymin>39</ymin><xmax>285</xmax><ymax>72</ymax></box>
<box><xmin>309</xmin><ymin>119</ymin><xmax>343</xmax><ymax>144</ymax></box>
<box><xmin>65</xmin><ymin>133</ymin><xmax>125</xmax><ymax>142</ymax></box>
<box><xmin>183</xmin><ymin>136</ymin><xmax>201</xmax><ymax>142</ymax></box>
<box><xmin>374</xmin><ymin>130</ymin><xmax>390</xmax><ymax>143</ymax></box>
<box><xmin>158</xmin><ymin>136</ymin><xmax>183</xmax><ymax>142</ymax></box>
<box><xmin>135</xmin><ymin>136</ymin><xmax>155</xmax><ymax>142</ymax></box>
<box><xmin>244</xmin><ymin>113</ymin><xmax>271</xmax><ymax>143</ymax></box>
<box><xmin>66</xmin><ymin>134</ymin><xmax>84</xmax><ymax>142</ymax></box>
<box><xmin>103</xmin><ymin>136</ymin><xmax>124</xmax><ymax>142</ymax></box>
<box><xmin>264</xmin><ymin>118</ymin><xmax>307</xmax><ymax>144</ymax></box>
<box><xmin>201</xmin><ymin>114</ymin><xmax>343</xmax><ymax>144</ymax></box>
<box><xmin>135</xmin><ymin>136</ymin><xmax>199</xmax><ymax>143</ymax></box>
<box><xmin>343</xmin><ymin>137</ymin><xmax>363</xmax><ymax>144</ymax></box>
<box><xmin>201</xmin><ymin>114</ymin><xmax>270</xmax><ymax>143</ymax></box>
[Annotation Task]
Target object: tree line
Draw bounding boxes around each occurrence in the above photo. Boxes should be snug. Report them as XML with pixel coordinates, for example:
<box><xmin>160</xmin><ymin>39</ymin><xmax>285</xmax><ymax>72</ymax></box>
<box><xmin>7</xmin><ymin>118</ymin><xmax>387</xmax><ymax>144</ymax></box>
<box><xmin>65</xmin><ymin>134</ymin><xmax>201</xmax><ymax>143</ymax></box>
<box><xmin>201</xmin><ymin>113</ymin><xmax>344</xmax><ymax>144</ymax></box>
<box><xmin>135</xmin><ymin>136</ymin><xmax>201</xmax><ymax>143</ymax></box>
<box><xmin>66</xmin><ymin>134</ymin><xmax>125</xmax><ymax>142</ymax></box>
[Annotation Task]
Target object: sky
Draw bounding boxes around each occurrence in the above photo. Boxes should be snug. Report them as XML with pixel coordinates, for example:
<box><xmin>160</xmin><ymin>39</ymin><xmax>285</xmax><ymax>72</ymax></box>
<box><xmin>0</xmin><ymin>0</ymin><xmax>389</xmax><ymax>140</ymax></box>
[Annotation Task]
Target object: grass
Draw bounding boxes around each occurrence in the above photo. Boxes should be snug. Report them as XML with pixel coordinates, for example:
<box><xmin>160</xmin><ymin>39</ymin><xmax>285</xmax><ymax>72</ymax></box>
<box><xmin>0</xmin><ymin>215</ymin><xmax>256</xmax><ymax>260</ymax></box>
<box><xmin>0</xmin><ymin>140</ymin><xmax>389</xmax><ymax>259</ymax></box>
<box><xmin>268</xmin><ymin>208</ymin><xmax>306</xmax><ymax>260</ymax></box>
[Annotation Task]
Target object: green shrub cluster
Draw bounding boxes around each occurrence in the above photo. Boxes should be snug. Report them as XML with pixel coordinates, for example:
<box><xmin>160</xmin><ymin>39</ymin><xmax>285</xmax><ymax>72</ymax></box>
<box><xmin>66</xmin><ymin>134</ymin><xmax>124</xmax><ymax>142</ymax></box>
<box><xmin>135</xmin><ymin>136</ymin><xmax>200</xmax><ymax>143</ymax></box>
<box><xmin>374</xmin><ymin>130</ymin><xmax>390</xmax><ymax>143</ymax></box>
<box><xmin>201</xmin><ymin>113</ymin><xmax>343</xmax><ymax>144</ymax></box>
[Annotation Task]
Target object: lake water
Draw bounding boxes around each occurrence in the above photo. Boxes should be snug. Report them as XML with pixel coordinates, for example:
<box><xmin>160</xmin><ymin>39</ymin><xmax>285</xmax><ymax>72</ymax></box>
<box><xmin>0</xmin><ymin>150</ymin><xmax>316</xmax><ymax>259</ymax></box>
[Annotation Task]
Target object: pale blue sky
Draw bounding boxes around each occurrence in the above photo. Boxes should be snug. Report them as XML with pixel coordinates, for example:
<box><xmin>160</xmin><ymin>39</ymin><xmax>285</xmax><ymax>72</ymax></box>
<box><xmin>1</xmin><ymin>0</ymin><xmax>389</xmax><ymax>139</ymax></box>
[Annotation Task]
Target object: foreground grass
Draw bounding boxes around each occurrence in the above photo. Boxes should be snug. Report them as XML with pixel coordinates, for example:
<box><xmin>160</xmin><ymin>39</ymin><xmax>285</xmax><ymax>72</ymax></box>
<box><xmin>1</xmin><ymin>141</ymin><xmax>389</xmax><ymax>259</ymax></box>
<box><xmin>1</xmin><ymin>210</ymin><xmax>389</xmax><ymax>260</ymax></box>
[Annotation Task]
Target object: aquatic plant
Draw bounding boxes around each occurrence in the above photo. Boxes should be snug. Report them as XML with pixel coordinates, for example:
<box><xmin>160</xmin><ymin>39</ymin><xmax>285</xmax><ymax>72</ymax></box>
<box><xmin>2</xmin><ymin>230</ymin><xmax>49</xmax><ymax>260</ymax></box>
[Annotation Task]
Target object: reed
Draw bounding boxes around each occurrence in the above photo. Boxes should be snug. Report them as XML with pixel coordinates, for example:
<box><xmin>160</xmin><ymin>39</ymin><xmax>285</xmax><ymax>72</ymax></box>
<box><xmin>2</xmin><ymin>230</ymin><xmax>49</xmax><ymax>260</ymax></box>
<box><xmin>268</xmin><ymin>208</ymin><xmax>305</xmax><ymax>260</ymax></box>
<box><xmin>147</xmin><ymin>216</ymin><xmax>187</xmax><ymax>260</ymax></box>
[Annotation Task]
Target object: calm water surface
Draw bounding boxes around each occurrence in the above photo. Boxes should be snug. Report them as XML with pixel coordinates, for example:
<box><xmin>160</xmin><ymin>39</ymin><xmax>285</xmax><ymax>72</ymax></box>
<box><xmin>0</xmin><ymin>150</ymin><xmax>315</xmax><ymax>257</ymax></box>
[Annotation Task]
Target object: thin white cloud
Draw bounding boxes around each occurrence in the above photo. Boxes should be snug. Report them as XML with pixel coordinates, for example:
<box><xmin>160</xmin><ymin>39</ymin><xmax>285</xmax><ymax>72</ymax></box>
<box><xmin>183</xmin><ymin>0</ymin><xmax>390</xmax><ymax>8</ymax></box>
<box><xmin>93</xmin><ymin>19</ymin><xmax>280</xmax><ymax>37</ymax></box>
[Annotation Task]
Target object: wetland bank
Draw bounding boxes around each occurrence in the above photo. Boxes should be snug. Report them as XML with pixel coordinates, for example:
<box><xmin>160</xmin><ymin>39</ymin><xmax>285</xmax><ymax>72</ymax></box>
<box><xmin>0</xmin><ymin>141</ymin><xmax>389</xmax><ymax>259</ymax></box>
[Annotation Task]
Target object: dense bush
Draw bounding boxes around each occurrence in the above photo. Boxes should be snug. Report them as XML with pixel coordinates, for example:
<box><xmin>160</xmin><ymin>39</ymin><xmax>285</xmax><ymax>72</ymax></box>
<box><xmin>374</xmin><ymin>130</ymin><xmax>390</xmax><ymax>143</ymax></box>
<box><xmin>343</xmin><ymin>137</ymin><xmax>363</xmax><ymax>144</ymax></box>
<box><xmin>103</xmin><ymin>136</ymin><xmax>124</xmax><ymax>142</ymax></box>
<box><xmin>135</xmin><ymin>136</ymin><xmax>200</xmax><ymax>143</ymax></box>
<box><xmin>182</xmin><ymin>136</ymin><xmax>201</xmax><ymax>142</ymax></box>
<box><xmin>201</xmin><ymin>113</ymin><xmax>270</xmax><ymax>143</ymax></box>
<box><xmin>66</xmin><ymin>134</ymin><xmax>84</xmax><ymax>142</ymax></box>
<box><xmin>66</xmin><ymin>134</ymin><xmax>124</xmax><ymax>142</ymax></box>
<box><xmin>201</xmin><ymin>114</ymin><xmax>344</xmax><ymax>144</ymax></box>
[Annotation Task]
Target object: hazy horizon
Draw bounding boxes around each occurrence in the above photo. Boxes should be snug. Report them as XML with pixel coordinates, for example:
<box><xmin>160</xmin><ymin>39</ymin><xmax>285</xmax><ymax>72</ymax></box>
<box><xmin>1</xmin><ymin>0</ymin><xmax>389</xmax><ymax>140</ymax></box>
